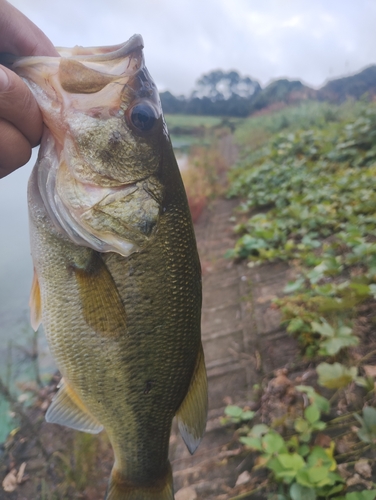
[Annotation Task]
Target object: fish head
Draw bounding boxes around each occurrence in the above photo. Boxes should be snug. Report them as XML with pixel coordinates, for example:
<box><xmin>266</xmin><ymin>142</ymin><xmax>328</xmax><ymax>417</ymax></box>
<box><xmin>12</xmin><ymin>35</ymin><xmax>171</xmax><ymax>256</ymax></box>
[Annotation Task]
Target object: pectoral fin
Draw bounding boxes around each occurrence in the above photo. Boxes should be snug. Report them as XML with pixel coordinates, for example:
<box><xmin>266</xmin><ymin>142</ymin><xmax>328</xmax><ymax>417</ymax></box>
<box><xmin>176</xmin><ymin>343</ymin><xmax>208</xmax><ymax>454</ymax></box>
<box><xmin>73</xmin><ymin>252</ymin><xmax>127</xmax><ymax>338</ymax></box>
<box><xmin>46</xmin><ymin>378</ymin><xmax>103</xmax><ymax>434</ymax></box>
<box><xmin>29</xmin><ymin>269</ymin><xmax>42</xmax><ymax>331</ymax></box>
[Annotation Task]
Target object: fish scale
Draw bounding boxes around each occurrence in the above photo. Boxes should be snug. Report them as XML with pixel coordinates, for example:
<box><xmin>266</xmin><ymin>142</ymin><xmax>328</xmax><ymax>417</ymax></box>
<box><xmin>10</xmin><ymin>34</ymin><xmax>207</xmax><ymax>499</ymax></box>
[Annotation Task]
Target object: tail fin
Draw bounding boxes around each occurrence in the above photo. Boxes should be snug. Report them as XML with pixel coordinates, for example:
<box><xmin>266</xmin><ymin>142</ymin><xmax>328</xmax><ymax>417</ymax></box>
<box><xmin>105</xmin><ymin>464</ymin><xmax>174</xmax><ymax>500</ymax></box>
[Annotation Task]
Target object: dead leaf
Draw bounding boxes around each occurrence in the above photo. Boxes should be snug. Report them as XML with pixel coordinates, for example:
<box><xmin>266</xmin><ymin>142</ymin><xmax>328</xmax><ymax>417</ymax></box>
<box><xmin>314</xmin><ymin>433</ymin><xmax>332</xmax><ymax>448</ymax></box>
<box><xmin>2</xmin><ymin>469</ymin><xmax>18</xmax><ymax>492</ymax></box>
<box><xmin>363</xmin><ymin>365</ymin><xmax>376</xmax><ymax>378</ymax></box>
<box><xmin>17</xmin><ymin>462</ymin><xmax>26</xmax><ymax>484</ymax></box>
<box><xmin>337</xmin><ymin>463</ymin><xmax>351</xmax><ymax>480</ymax></box>
<box><xmin>235</xmin><ymin>471</ymin><xmax>251</xmax><ymax>486</ymax></box>
<box><xmin>256</xmin><ymin>295</ymin><xmax>277</xmax><ymax>304</ymax></box>
<box><xmin>175</xmin><ymin>486</ymin><xmax>197</xmax><ymax>500</ymax></box>
<box><xmin>346</xmin><ymin>473</ymin><xmax>372</xmax><ymax>489</ymax></box>
<box><xmin>354</xmin><ymin>459</ymin><xmax>372</xmax><ymax>479</ymax></box>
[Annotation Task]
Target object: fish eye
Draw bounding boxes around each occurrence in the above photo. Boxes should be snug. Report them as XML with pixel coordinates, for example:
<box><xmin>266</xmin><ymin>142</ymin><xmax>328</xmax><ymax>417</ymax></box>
<box><xmin>130</xmin><ymin>102</ymin><xmax>158</xmax><ymax>132</ymax></box>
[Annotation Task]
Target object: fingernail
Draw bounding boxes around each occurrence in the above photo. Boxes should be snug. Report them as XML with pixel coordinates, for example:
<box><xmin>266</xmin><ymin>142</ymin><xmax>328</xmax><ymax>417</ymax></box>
<box><xmin>0</xmin><ymin>67</ymin><xmax>9</xmax><ymax>89</ymax></box>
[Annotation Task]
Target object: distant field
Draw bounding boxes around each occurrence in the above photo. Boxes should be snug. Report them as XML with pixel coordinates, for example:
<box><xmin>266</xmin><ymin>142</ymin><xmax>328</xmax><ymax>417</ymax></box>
<box><xmin>164</xmin><ymin>114</ymin><xmax>224</xmax><ymax>129</ymax></box>
<box><xmin>233</xmin><ymin>100</ymin><xmax>365</xmax><ymax>152</ymax></box>
<box><xmin>165</xmin><ymin>114</ymin><xmax>234</xmax><ymax>153</ymax></box>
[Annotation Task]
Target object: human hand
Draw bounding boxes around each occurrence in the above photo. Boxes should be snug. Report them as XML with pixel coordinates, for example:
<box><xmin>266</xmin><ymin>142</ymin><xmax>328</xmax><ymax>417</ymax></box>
<box><xmin>0</xmin><ymin>0</ymin><xmax>59</xmax><ymax>178</ymax></box>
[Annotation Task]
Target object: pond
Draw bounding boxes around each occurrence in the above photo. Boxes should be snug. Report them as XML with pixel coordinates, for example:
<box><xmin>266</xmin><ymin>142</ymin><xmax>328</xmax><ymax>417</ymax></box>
<box><xmin>0</xmin><ymin>149</ymin><xmax>60</xmax><ymax>441</ymax></box>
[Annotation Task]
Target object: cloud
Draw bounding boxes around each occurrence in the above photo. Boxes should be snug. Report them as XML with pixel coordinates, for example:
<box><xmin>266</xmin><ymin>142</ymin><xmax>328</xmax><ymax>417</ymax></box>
<box><xmin>8</xmin><ymin>0</ymin><xmax>376</xmax><ymax>94</ymax></box>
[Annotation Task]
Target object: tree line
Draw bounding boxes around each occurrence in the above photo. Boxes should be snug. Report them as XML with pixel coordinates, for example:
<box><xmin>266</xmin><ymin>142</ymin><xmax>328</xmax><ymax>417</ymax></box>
<box><xmin>160</xmin><ymin>66</ymin><xmax>376</xmax><ymax>117</ymax></box>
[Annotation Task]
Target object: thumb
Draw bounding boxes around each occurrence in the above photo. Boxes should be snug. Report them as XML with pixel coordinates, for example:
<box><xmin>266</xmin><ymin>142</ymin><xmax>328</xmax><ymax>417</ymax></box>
<box><xmin>0</xmin><ymin>65</ymin><xmax>43</xmax><ymax>177</ymax></box>
<box><xmin>0</xmin><ymin>64</ymin><xmax>43</xmax><ymax>146</ymax></box>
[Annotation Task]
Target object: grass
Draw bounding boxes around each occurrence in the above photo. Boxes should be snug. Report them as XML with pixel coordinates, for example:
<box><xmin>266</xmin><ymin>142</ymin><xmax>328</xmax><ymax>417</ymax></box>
<box><xmin>164</xmin><ymin>113</ymin><xmax>227</xmax><ymax>130</ymax></box>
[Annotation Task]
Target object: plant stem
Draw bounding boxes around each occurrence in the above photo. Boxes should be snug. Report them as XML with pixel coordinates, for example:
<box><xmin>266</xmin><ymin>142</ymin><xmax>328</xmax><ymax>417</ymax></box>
<box><xmin>335</xmin><ymin>443</ymin><xmax>371</xmax><ymax>462</ymax></box>
<box><xmin>0</xmin><ymin>376</ymin><xmax>49</xmax><ymax>459</ymax></box>
<box><xmin>229</xmin><ymin>481</ymin><xmax>268</xmax><ymax>500</ymax></box>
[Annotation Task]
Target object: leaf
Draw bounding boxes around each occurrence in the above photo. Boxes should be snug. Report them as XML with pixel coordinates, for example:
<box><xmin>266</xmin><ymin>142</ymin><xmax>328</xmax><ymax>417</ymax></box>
<box><xmin>296</xmin><ymin>386</ymin><xmax>330</xmax><ymax>413</ymax></box>
<box><xmin>262</xmin><ymin>432</ymin><xmax>287</xmax><ymax>455</ymax></box>
<box><xmin>311</xmin><ymin>320</ymin><xmax>334</xmax><ymax>337</ymax></box>
<box><xmin>317</xmin><ymin>362</ymin><xmax>358</xmax><ymax>389</ymax></box>
<box><xmin>290</xmin><ymin>482</ymin><xmax>317</xmax><ymax>500</ymax></box>
<box><xmin>320</xmin><ymin>334</ymin><xmax>358</xmax><ymax>356</ymax></box>
<box><xmin>355</xmin><ymin>406</ymin><xmax>376</xmax><ymax>444</ymax></box>
<box><xmin>305</xmin><ymin>404</ymin><xmax>320</xmax><ymax>424</ymax></box>
<box><xmin>306</xmin><ymin>465</ymin><xmax>330</xmax><ymax>485</ymax></box>
<box><xmin>287</xmin><ymin>317</ymin><xmax>306</xmax><ymax>334</ymax></box>
<box><xmin>312</xmin><ymin>420</ymin><xmax>327</xmax><ymax>431</ymax></box>
<box><xmin>241</xmin><ymin>410</ymin><xmax>256</xmax><ymax>421</ymax></box>
<box><xmin>298</xmin><ymin>444</ymin><xmax>310</xmax><ymax>457</ymax></box>
<box><xmin>277</xmin><ymin>453</ymin><xmax>305</xmax><ymax>471</ymax></box>
<box><xmin>284</xmin><ymin>278</ymin><xmax>305</xmax><ymax>294</ymax></box>
<box><xmin>294</xmin><ymin>417</ymin><xmax>310</xmax><ymax>433</ymax></box>
<box><xmin>369</xmin><ymin>283</ymin><xmax>376</xmax><ymax>298</ymax></box>
<box><xmin>361</xmin><ymin>406</ymin><xmax>376</xmax><ymax>427</ymax></box>
<box><xmin>296</xmin><ymin>469</ymin><xmax>314</xmax><ymax>488</ymax></box>
<box><xmin>224</xmin><ymin>405</ymin><xmax>244</xmax><ymax>418</ymax></box>
<box><xmin>345</xmin><ymin>491</ymin><xmax>376</xmax><ymax>500</ymax></box>
<box><xmin>249</xmin><ymin>423</ymin><xmax>270</xmax><ymax>437</ymax></box>
<box><xmin>239</xmin><ymin>436</ymin><xmax>262</xmax><ymax>450</ymax></box>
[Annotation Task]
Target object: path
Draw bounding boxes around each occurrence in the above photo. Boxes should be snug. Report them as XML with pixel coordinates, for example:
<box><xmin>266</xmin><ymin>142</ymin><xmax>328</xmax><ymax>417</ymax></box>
<box><xmin>170</xmin><ymin>140</ymin><xmax>298</xmax><ymax>499</ymax></box>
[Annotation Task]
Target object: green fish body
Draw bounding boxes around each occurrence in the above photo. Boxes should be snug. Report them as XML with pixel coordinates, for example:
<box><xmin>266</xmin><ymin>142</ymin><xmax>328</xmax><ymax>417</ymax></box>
<box><xmin>11</xmin><ymin>35</ymin><xmax>207</xmax><ymax>500</ymax></box>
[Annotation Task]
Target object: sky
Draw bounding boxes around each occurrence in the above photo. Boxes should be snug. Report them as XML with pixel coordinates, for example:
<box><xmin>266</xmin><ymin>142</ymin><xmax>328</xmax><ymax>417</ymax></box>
<box><xmin>8</xmin><ymin>0</ymin><xmax>376</xmax><ymax>96</ymax></box>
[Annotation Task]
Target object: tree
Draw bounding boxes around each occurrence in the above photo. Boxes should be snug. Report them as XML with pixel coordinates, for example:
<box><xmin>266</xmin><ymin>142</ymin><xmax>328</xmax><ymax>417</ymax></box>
<box><xmin>191</xmin><ymin>70</ymin><xmax>261</xmax><ymax>102</ymax></box>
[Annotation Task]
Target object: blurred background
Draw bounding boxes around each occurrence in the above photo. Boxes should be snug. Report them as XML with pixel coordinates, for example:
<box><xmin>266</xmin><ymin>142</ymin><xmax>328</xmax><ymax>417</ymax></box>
<box><xmin>2</xmin><ymin>1</ymin><xmax>376</xmax><ymax>498</ymax></box>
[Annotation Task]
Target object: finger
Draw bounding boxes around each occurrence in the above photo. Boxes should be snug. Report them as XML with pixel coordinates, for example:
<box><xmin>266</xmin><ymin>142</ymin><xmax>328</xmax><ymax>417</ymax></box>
<box><xmin>0</xmin><ymin>65</ymin><xmax>43</xmax><ymax>147</ymax></box>
<box><xmin>0</xmin><ymin>1</ymin><xmax>59</xmax><ymax>57</ymax></box>
<box><xmin>0</xmin><ymin>118</ymin><xmax>31</xmax><ymax>178</ymax></box>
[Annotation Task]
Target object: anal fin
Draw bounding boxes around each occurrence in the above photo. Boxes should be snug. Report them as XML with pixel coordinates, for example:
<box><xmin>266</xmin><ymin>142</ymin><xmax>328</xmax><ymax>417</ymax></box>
<box><xmin>176</xmin><ymin>343</ymin><xmax>208</xmax><ymax>454</ymax></box>
<box><xmin>46</xmin><ymin>378</ymin><xmax>103</xmax><ymax>434</ymax></box>
<box><xmin>29</xmin><ymin>269</ymin><xmax>42</xmax><ymax>331</ymax></box>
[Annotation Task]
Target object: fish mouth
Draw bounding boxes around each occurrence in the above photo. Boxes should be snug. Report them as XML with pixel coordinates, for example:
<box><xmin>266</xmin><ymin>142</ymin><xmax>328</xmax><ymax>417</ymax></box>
<box><xmin>9</xmin><ymin>35</ymin><xmax>146</xmax><ymax>86</ymax></box>
<box><xmin>56</xmin><ymin>34</ymin><xmax>144</xmax><ymax>62</ymax></box>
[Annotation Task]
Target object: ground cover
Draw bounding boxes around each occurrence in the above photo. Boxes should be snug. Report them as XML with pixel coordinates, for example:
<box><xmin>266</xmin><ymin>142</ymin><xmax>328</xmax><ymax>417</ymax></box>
<box><xmin>224</xmin><ymin>100</ymin><xmax>376</xmax><ymax>499</ymax></box>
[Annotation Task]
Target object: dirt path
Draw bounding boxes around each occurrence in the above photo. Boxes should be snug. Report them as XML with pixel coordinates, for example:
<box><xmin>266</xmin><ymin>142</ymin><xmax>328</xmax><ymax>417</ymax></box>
<box><xmin>170</xmin><ymin>141</ymin><xmax>299</xmax><ymax>499</ymax></box>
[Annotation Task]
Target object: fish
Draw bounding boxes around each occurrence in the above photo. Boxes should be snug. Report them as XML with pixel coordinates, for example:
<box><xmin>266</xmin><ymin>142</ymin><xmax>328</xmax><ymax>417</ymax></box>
<box><xmin>9</xmin><ymin>35</ymin><xmax>207</xmax><ymax>500</ymax></box>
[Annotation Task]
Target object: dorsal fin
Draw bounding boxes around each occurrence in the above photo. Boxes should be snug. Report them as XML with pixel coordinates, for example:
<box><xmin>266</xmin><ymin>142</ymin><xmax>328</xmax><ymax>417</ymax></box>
<box><xmin>46</xmin><ymin>378</ymin><xmax>103</xmax><ymax>434</ymax></box>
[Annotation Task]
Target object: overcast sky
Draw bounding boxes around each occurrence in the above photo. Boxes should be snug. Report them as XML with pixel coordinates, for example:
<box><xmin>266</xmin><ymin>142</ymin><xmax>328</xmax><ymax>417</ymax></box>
<box><xmin>8</xmin><ymin>0</ymin><xmax>376</xmax><ymax>96</ymax></box>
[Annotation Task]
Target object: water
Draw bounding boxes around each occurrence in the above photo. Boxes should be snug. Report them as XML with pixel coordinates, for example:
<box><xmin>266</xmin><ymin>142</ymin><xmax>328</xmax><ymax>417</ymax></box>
<box><xmin>0</xmin><ymin>150</ymin><xmax>56</xmax><ymax>442</ymax></box>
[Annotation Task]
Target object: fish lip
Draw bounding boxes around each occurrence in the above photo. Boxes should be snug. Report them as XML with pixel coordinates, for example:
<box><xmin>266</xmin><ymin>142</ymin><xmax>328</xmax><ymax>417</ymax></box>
<box><xmin>56</xmin><ymin>34</ymin><xmax>145</xmax><ymax>62</ymax></box>
<box><xmin>5</xmin><ymin>34</ymin><xmax>145</xmax><ymax>70</ymax></box>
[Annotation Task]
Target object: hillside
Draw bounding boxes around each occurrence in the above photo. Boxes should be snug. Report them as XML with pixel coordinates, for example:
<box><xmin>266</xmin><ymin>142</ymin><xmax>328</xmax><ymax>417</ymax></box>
<box><xmin>161</xmin><ymin>65</ymin><xmax>376</xmax><ymax>117</ymax></box>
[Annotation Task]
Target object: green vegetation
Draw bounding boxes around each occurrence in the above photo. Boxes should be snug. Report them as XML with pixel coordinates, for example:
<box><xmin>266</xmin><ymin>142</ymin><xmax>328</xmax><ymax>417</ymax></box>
<box><xmin>223</xmin><ymin>378</ymin><xmax>376</xmax><ymax>499</ymax></box>
<box><xmin>227</xmin><ymin>101</ymin><xmax>376</xmax><ymax>355</ymax></box>
<box><xmin>224</xmin><ymin>100</ymin><xmax>376</xmax><ymax>498</ymax></box>
<box><xmin>164</xmin><ymin>113</ymin><xmax>225</xmax><ymax>129</ymax></box>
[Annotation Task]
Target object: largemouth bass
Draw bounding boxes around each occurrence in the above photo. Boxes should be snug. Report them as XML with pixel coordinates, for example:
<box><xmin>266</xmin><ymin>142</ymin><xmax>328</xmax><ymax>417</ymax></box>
<box><xmin>9</xmin><ymin>35</ymin><xmax>207</xmax><ymax>500</ymax></box>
